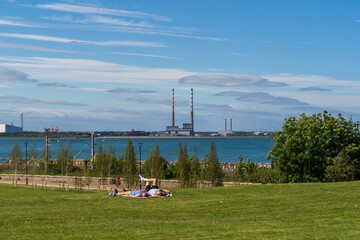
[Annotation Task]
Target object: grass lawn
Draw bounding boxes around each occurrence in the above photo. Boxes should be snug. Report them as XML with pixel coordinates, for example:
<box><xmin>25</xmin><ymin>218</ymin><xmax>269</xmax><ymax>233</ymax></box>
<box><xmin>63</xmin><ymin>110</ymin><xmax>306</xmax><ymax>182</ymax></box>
<box><xmin>1</xmin><ymin>182</ymin><xmax>360</xmax><ymax>239</ymax></box>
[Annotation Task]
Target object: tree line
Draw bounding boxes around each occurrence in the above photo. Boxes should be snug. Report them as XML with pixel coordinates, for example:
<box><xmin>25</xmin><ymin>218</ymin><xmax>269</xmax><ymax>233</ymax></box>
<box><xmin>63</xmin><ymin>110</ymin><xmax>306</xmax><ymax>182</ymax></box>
<box><xmin>4</xmin><ymin>139</ymin><xmax>226</xmax><ymax>188</ymax></box>
<box><xmin>3</xmin><ymin>110</ymin><xmax>360</xmax><ymax>186</ymax></box>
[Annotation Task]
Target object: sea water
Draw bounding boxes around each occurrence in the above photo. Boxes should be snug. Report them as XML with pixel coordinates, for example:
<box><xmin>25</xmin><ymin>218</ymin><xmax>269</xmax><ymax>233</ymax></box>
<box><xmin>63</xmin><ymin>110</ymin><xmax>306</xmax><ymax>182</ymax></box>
<box><xmin>0</xmin><ymin>137</ymin><xmax>274</xmax><ymax>163</ymax></box>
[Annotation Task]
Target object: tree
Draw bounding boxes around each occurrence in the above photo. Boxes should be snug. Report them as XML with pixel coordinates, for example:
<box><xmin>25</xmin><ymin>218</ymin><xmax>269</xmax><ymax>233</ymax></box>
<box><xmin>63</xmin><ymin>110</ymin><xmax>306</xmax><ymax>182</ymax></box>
<box><xmin>176</xmin><ymin>142</ymin><xmax>190</xmax><ymax>187</ymax></box>
<box><xmin>144</xmin><ymin>143</ymin><xmax>167</xmax><ymax>181</ymax></box>
<box><xmin>112</xmin><ymin>153</ymin><xmax>124</xmax><ymax>176</ymax></box>
<box><xmin>325</xmin><ymin>150</ymin><xmax>355</xmax><ymax>182</ymax></box>
<box><xmin>234</xmin><ymin>154</ymin><xmax>246</xmax><ymax>181</ymax></box>
<box><xmin>268</xmin><ymin>111</ymin><xmax>360</xmax><ymax>183</ymax></box>
<box><xmin>122</xmin><ymin>139</ymin><xmax>138</xmax><ymax>188</ymax></box>
<box><xmin>107</xmin><ymin>141</ymin><xmax>116</xmax><ymax>185</ymax></box>
<box><xmin>203</xmin><ymin>140</ymin><xmax>224</xmax><ymax>186</ymax></box>
<box><xmin>29</xmin><ymin>141</ymin><xmax>38</xmax><ymax>183</ymax></box>
<box><xmin>10</xmin><ymin>140</ymin><xmax>22</xmax><ymax>179</ymax></box>
<box><xmin>56</xmin><ymin>141</ymin><xmax>73</xmax><ymax>179</ymax></box>
<box><xmin>94</xmin><ymin>144</ymin><xmax>108</xmax><ymax>185</ymax></box>
<box><xmin>40</xmin><ymin>141</ymin><xmax>51</xmax><ymax>177</ymax></box>
<box><xmin>244</xmin><ymin>159</ymin><xmax>258</xmax><ymax>182</ymax></box>
<box><xmin>189</xmin><ymin>147</ymin><xmax>201</xmax><ymax>187</ymax></box>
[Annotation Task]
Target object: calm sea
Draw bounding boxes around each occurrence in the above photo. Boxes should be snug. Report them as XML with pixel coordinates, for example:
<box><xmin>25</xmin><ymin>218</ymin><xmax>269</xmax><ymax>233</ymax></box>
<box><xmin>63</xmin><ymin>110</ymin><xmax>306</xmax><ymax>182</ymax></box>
<box><xmin>0</xmin><ymin>137</ymin><xmax>274</xmax><ymax>163</ymax></box>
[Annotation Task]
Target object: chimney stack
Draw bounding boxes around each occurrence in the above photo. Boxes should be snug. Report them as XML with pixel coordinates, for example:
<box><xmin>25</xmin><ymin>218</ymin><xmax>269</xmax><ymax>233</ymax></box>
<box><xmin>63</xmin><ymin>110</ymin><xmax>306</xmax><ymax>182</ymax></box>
<box><xmin>225</xmin><ymin>118</ymin><xmax>227</xmax><ymax>130</ymax></box>
<box><xmin>172</xmin><ymin>88</ymin><xmax>175</xmax><ymax>127</ymax></box>
<box><xmin>230</xmin><ymin>118</ymin><xmax>232</xmax><ymax>131</ymax></box>
<box><xmin>21</xmin><ymin>113</ymin><xmax>23</xmax><ymax>130</ymax></box>
<box><xmin>191</xmin><ymin>88</ymin><xmax>194</xmax><ymax>134</ymax></box>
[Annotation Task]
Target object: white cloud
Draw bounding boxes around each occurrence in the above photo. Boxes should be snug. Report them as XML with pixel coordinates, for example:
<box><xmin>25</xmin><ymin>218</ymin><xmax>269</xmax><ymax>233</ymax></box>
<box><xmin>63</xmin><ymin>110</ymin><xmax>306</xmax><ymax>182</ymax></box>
<box><xmin>127</xmin><ymin>96</ymin><xmax>169</xmax><ymax>105</ymax></box>
<box><xmin>0</xmin><ymin>66</ymin><xmax>36</xmax><ymax>82</ymax></box>
<box><xmin>31</xmin><ymin>3</ymin><xmax>171</xmax><ymax>21</ymax></box>
<box><xmin>0</xmin><ymin>94</ymin><xmax>87</xmax><ymax>106</ymax></box>
<box><xmin>216</xmin><ymin>91</ymin><xmax>308</xmax><ymax>105</ymax></box>
<box><xmin>180</xmin><ymin>74</ymin><xmax>287</xmax><ymax>87</ymax></box>
<box><xmin>0</xmin><ymin>66</ymin><xmax>28</xmax><ymax>80</ymax></box>
<box><xmin>264</xmin><ymin>73</ymin><xmax>360</xmax><ymax>89</ymax></box>
<box><xmin>0</xmin><ymin>19</ymin><xmax>35</xmax><ymax>27</ymax></box>
<box><xmin>42</xmin><ymin>15</ymin><xmax>227</xmax><ymax>42</ymax></box>
<box><xmin>107</xmin><ymin>88</ymin><xmax>157</xmax><ymax>94</ymax></box>
<box><xmin>286</xmin><ymin>92</ymin><xmax>360</xmax><ymax>108</ymax></box>
<box><xmin>299</xmin><ymin>86</ymin><xmax>330</xmax><ymax>92</ymax></box>
<box><xmin>0</xmin><ymin>56</ymin><xmax>195</xmax><ymax>84</ymax></box>
<box><xmin>110</xmin><ymin>52</ymin><xmax>179</xmax><ymax>60</ymax></box>
<box><xmin>0</xmin><ymin>41</ymin><xmax>78</xmax><ymax>53</ymax></box>
<box><xmin>43</xmin><ymin>15</ymin><xmax>154</xmax><ymax>28</ymax></box>
<box><xmin>37</xmin><ymin>82</ymin><xmax>76</xmax><ymax>88</ymax></box>
<box><xmin>0</xmin><ymin>33</ymin><xmax>166</xmax><ymax>47</ymax></box>
<box><xmin>79</xmin><ymin>87</ymin><xmax>107</xmax><ymax>92</ymax></box>
<box><xmin>112</xmin><ymin>26</ymin><xmax>228</xmax><ymax>42</ymax></box>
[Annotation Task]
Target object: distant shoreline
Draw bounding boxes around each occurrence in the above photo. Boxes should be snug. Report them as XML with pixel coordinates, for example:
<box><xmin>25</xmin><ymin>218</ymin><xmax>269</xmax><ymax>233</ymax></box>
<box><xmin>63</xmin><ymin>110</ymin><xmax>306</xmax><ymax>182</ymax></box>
<box><xmin>98</xmin><ymin>136</ymin><xmax>272</xmax><ymax>139</ymax></box>
<box><xmin>0</xmin><ymin>135</ymin><xmax>273</xmax><ymax>139</ymax></box>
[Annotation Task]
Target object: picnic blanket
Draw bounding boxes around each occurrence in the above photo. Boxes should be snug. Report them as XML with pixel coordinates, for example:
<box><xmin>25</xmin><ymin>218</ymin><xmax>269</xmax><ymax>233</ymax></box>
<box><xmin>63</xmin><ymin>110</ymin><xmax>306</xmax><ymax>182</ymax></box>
<box><xmin>108</xmin><ymin>192</ymin><xmax>172</xmax><ymax>198</ymax></box>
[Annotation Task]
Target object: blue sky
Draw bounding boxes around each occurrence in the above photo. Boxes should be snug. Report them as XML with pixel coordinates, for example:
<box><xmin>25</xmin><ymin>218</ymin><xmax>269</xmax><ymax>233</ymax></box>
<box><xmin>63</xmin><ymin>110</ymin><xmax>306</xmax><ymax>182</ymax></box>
<box><xmin>1</xmin><ymin>0</ymin><xmax>360</xmax><ymax>132</ymax></box>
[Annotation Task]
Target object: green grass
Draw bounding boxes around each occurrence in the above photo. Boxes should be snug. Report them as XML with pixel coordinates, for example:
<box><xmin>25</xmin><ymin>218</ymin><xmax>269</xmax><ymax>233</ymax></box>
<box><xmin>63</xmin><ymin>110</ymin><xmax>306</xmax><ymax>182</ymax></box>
<box><xmin>1</xmin><ymin>182</ymin><xmax>360</xmax><ymax>239</ymax></box>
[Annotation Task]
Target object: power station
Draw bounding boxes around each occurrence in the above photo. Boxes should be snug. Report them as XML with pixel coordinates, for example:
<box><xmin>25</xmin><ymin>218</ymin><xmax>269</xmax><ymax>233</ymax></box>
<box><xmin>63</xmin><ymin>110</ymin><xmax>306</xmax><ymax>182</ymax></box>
<box><xmin>0</xmin><ymin>113</ymin><xmax>24</xmax><ymax>133</ymax></box>
<box><xmin>218</xmin><ymin>118</ymin><xmax>234</xmax><ymax>136</ymax></box>
<box><xmin>155</xmin><ymin>88</ymin><xmax>194</xmax><ymax>136</ymax></box>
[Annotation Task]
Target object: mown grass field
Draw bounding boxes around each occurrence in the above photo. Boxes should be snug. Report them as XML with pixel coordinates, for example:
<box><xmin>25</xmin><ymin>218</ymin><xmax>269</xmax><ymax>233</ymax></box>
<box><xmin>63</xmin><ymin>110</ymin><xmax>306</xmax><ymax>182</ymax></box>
<box><xmin>1</xmin><ymin>182</ymin><xmax>360</xmax><ymax>239</ymax></box>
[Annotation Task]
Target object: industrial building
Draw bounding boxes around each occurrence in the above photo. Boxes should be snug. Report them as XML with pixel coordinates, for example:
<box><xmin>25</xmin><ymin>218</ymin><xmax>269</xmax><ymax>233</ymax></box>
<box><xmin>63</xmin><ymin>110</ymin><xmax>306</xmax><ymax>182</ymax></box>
<box><xmin>0</xmin><ymin>113</ymin><xmax>24</xmax><ymax>133</ymax></box>
<box><xmin>0</xmin><ymin>124</ymin><xmax>23</xmax><ymax>133</ymax></box>
<box><xmin>218</xmin><ymin>118</ymin><xmax>234</xmax><ymax>136</ymax></box>
<box><xmin>154</xmin><ymin>88</ymin><xmax>194</xmax><ymax>136</ymax></box>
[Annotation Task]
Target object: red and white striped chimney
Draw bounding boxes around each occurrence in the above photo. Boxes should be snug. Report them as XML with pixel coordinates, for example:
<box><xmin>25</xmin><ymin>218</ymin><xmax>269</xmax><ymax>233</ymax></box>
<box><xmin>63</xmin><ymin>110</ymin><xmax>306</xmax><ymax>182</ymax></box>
<box><xmin>191</xmin><ymin>88</ymin><xmax>194</xmax><ymax>133</ymax></box>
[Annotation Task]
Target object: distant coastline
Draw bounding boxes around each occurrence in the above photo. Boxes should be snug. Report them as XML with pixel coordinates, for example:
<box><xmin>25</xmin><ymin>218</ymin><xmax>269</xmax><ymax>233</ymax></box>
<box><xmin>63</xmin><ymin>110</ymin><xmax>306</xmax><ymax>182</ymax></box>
<box><xmin>0</xmin><ymin>134</ymin><xmax>273</xmax><ymax>139</ymax></box>
<box><xmin>0</xmin><ymin>131</ymin><xmax>274</xmax><ymax>139</ymax></box>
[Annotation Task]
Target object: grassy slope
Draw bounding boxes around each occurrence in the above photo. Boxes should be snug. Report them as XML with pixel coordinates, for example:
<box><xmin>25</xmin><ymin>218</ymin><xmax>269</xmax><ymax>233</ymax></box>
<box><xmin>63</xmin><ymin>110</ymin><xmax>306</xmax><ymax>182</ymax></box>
<box><xmin>0</xmin><ymin>182</ymin><xmax>359</xmax><ymax>240</ymax></box>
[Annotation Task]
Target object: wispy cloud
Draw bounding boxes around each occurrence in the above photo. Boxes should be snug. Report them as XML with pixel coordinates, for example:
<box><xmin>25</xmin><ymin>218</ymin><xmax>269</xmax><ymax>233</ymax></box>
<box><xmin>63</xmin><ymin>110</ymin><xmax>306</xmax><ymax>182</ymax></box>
<box><xmin>0</xmin><ymin>56</ymin><xmax>194</xmax><ymax>84</ymax></box>
<box><xmin>0</xmin><ymin>67</ymin><xmax>36</xmax><ymax>82</ymax></box>
<box><xmin>196</xmin><ymin>103</ymin><xmax>268</xmax><ymax>116</ymax></box>
<box><xmin>107</xmin><ymin>88</ymin><xmax>157</xmax><ymax>94</ymax></box>
<box><xmin>112</xmin><ymin>26</ymin><xmax>228</xmax><ymax>42</ymax></box>
<box><xmin>0</xmin><ymin>33</ymin><xmax>167</xmax><ymax>47</ymax></box>
<box><xmin>127</xmin><ymin>96</ymin><xmax>169</xmax><ymax>105</ymax></box>
<box><xmin>91</xmin><ymin>107</ymin><xmax>135</xmax><ymax>115</ymax></box>
<box><xmin>37</xmin><ymin>82</ymin><xmax>76</xmax><ymax>88</ymax></box>
<box><xmin>264</xmin><ymin>73</ymin><xmax>360</xmax><ymax>89</ymax></box>
<box><xmin>43</xmin><ymin>14</ymin><xmax>155</xmax><ymax>28</ymax></box>
<box><xmin>42</xmin><ymin>14</ymin><xmax>227</xmax><ymax>42</ymax></box>
<box><xmin>110</xmin><ymin>52</ymin><xmax>179</xmax><ymax>60</ymax></box>
<box><xmin>299</xmin><ymin>86</ymin><xmax>330</xmax><ymax>92</ymax></box>
<box><xmin>179</xmin><ymin>74</ymin><xmax>287</xmax><ymax>87</ymax></box>
<box><xmin>0</xmin><ymin>41</ymin><xmax>78</xmax><ymax>53</ymax></box>
<box><xmin>282</xmin><ymin>106</ymin><xmax>329</xmax><ymax>112</ymax></box>
<box><xmin>216</xmin><ymin>91</ymin><xmax>308</xmax><ymax>105</ymax></box>
<box><xmin>0</xmin><ymin>19</ymin><xmax>35</xmax><ymax>27</ymax></box>
<box><xmin>0</xmin><ymin>95</ymin><xmax>87</xmax><ymax>106</ymax></box>
<box><xmin>31</xmin><ymin>3</ymin><xmax>171</xmax><ymax>21</ymax></box>
<box><xmin>127</xmin><ymin>96</ymin><xmax>188</xmax><ymax>106</ymax></box>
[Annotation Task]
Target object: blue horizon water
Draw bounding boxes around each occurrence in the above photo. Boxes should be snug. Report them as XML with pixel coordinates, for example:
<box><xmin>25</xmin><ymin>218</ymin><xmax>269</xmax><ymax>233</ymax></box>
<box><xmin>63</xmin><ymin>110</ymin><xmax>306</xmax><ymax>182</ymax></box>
<box><xmin>0</xmin><ymin>137</ymin><xmax>274</xmax><ymax>163</ymax></box>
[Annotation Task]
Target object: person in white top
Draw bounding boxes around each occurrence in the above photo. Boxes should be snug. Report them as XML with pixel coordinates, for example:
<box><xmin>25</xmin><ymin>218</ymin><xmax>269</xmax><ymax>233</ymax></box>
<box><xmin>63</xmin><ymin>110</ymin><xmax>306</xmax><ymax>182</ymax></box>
<box><xmin>139</xmin><ymin>175</ymin><xmax>171</xmax><ymax>197</ymax></box>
